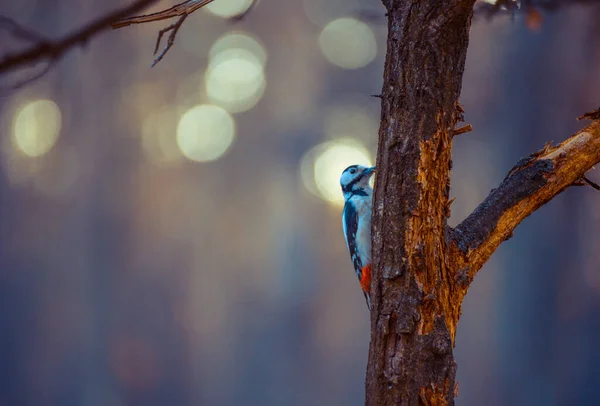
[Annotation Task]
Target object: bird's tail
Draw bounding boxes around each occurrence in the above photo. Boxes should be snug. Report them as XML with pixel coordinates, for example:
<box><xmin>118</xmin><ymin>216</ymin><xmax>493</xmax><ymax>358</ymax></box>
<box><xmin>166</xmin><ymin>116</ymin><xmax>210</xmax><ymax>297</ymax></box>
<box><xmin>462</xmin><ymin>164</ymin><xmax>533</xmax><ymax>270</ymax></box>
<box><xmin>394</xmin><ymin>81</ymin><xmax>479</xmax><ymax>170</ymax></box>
<box><xmin>360</xmin><ymin>264</ymin><xmax>372</xmax><ymax>310</ymax></box>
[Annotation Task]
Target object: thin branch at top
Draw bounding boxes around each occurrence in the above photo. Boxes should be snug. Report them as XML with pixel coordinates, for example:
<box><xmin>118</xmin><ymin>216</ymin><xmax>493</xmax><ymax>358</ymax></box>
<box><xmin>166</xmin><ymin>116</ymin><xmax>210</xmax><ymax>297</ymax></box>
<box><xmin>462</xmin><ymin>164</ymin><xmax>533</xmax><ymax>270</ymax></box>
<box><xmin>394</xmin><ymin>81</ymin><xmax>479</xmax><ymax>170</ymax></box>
<box><xmin>475</xmin><ymin>0</ymin><xmax>600</xmax><ymax>18</ymax></box>
<box><xmin>111</xmin><ymin>0</ymin><xmax>215</xmax><ymax>29</ymax></box>
<box><xmin>0</xmin><ymin>0</ymin><xmax>161</xmax><ymax>77</ymax></box>
<box><xmin>112</xmin><ymin>0</ymin><xmax>216</xmax><ymax>67</ymax></box>
<box><xmin>0</xmin><ymin>0</ymin><xmax>254</xmax><ymax>88</ymax></box>
<box><xmin>111</xmin><ymin>0</ymin><xmax>257</xmax><ymax>67</ymax></box>
<box><xmin>0</xmin><ymin>15</ymin><xmax>48</xmax><ymax>43</ymax></box>
<box><xmin>450</xmin><ymin>117</ymin><xmax>600</xmax><ymax>276</ymax></box>
<box><xmin>152</xmin><ymin>14</ymin><xmax>188</xmax><ymax>67</ymax></box>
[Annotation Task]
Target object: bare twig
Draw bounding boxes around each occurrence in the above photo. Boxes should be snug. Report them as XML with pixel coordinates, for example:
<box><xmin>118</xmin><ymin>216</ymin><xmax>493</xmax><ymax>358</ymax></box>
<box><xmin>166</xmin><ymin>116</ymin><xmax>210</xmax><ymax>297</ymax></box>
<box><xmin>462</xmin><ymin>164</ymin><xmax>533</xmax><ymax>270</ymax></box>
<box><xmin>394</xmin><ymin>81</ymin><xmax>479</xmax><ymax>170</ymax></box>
<box><xmin>0</xmin><ymin>62</ymin><xmax>53</xmax><ymax>94</ymax></box>
<box><xmin>578</xmin><ymin>107</ymin><xmax>600</xmax><ymax>121</ymax></box>
<box><xmin>112</xmin><ymin>0</ymin><xmax>257</xmax><ymax>67</ymax></box>
<box><xmin>1</xmin><ymin>0</ymin><xmax>252</xmax><ymax>86</ymax></box>
<box><xmin>111</xmin><ymin>0</ymin><xmax>215</xmax><ymax>29</ymax></box>
<box><xmin>572</xmin><ymin>175</ymin><xmax>600</xmax><ymax>189</ymax></box>
<box><xmin>451</xmin><ymin>118</ymin><xmax>600</xmax><ymax>275</ymax></box>
<box><xmin>0</xmin><ymin>0</ymin><xmax>161</xmax><ymax>80</ymax></box>
<box><xmin>583</xmin><ymin>176</ymin><xmax>600</xmax><ymax>190</ymax></box>
<box><xmin>152</xmin><ymin>14</ymin><xmax>188</xmax><ymax>67</ymax></box>
<box><xmin>453</xmin><ymin>124</ymin><xmax>473</xmax><ymax>136</ymax></box>
<box><xmin>475</xmin><ymin>0</ymin><xmax>600</xmax><ymax>18</ymax></box>
<box><xmin>112</xmin><ymin>0</ymin><xmax>215</xmax><ymax>67</ymax></box>
<box><xmin>0</xmin><ymin>15</ymin><xmax>48</xmax><ymax>43</ymax></box>
<box><xmin>0</xmin><ymin>15</ymin><xmax>55</xmax><ymax>92</ymax></box>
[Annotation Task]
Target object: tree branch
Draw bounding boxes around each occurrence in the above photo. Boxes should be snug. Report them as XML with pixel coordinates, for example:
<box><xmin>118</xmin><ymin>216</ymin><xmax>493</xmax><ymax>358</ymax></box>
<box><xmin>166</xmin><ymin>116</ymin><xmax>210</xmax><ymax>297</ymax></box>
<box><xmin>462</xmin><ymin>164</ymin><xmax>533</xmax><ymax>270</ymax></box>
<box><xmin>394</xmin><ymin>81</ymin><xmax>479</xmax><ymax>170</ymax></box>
<box><xmin>1</xmin><ymin>0</ymin><xmax>250</xmax><ymax>87</ymax></box>
<box><xmin>112</xmin><ymin>0</ymin><xmax>256</xmax><ymax>67</ymax></box>
<box><xmin>0</xmin><ymin>15</ymin><xmax>49</xmax><ymax>43</ymax></box>
<box><xmin>475</xmin><ymin>0</ymin><xmax>600</xmax><ymax>18</ymax></box>
<box><xmin>0</xmin><ymin>0</ymin><xmax>161</xmax><ymax>78</ymax></box>
<box><xmin>111</xmin><ymin>0</ymin><xmax>214</xmax><ymax>29</ymax></box>
<box><xmin>151</xmin><ymin>14</ymin><xmax>188</xmax><ymax>67</ymax></box>
<box><xmin>368</xmin><ymin>0</ymin><xmax>600</xmax><ymax>403</ymax></box>
<box><xmin>582</xmin><ymin>176</ymin><xmax>600</xmax><ymax>190</ymax></box>
<box><xmin>451</xmin><ymin>118</ymin><xmax>600</xmax><ymax>276</ymax></box>
<box><xmin>453</xmin><ymin>123</ymin><xmax>473</xmax><ymax>136</ymax></box>
<box><xmin>115</xmin><ymin>0</ymin><xmax>212</xmax><ymax>67</ymax></box>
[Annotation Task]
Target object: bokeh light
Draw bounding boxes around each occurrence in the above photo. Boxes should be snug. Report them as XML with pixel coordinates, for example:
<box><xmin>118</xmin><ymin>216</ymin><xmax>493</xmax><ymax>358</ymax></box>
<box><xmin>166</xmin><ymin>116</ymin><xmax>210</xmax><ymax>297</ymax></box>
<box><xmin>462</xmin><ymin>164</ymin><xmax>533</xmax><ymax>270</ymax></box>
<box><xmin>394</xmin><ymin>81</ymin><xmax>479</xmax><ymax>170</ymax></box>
<box><xmin>205</xmin><ymin>49</ymin><xmax>266</xmax><ymax>113</ymax></box>
<box><xmin>12</xmin><ymin>99</ymin><xmax>62</xmax><ymax>157</ymax></box>
<box><xmin>205</xmin><ymin>32</ymin><xmax>267</xmax><ymax>113</ymax></box>
<box><xmin>176</xmin><ymin>104</ymin><xmax>236</xmax><ymax>162</ymax></box>
<box><xmin>142</xmin><ymin>107</ymin><xmax>183</xmax><ymax>166</ymax></box>
<box><xmin>209</xmin><ymin>32</ymin><xmax>267</xmax><ymax>67</ymax></box>
<box><xmin>205</xmin><ymin>0</ymin><xmax>254</xmax><ymax>18</ymax></box>
<box><xmin>318</xmin><ymin>18</ymin><xmax>377</xmax><ymax>69</ymax></box>
<box><xmin>301</xmin><ymin>138</ymin><xmax>372</xmax><ymax>206</ymax></box>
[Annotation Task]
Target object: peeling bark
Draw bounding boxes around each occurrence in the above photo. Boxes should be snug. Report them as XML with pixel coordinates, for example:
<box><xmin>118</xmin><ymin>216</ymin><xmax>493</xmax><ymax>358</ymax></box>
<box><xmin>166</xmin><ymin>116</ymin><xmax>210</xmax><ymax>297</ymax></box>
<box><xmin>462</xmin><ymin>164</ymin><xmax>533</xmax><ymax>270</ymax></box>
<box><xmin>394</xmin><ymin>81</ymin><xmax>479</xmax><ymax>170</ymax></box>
<box><xmin>367</xmin><ymin>1</ymin><xmax>600</xmax><ymax>405</ymax></box>
<box><xmin>368</xmin><ymin>1</ymin><xmax>475</xmax><ymax>404</ymax></box>
<box><xmin>451</xmin><ymin>121</ymin><xmax>600</xmax><ymax>284</ymax></box>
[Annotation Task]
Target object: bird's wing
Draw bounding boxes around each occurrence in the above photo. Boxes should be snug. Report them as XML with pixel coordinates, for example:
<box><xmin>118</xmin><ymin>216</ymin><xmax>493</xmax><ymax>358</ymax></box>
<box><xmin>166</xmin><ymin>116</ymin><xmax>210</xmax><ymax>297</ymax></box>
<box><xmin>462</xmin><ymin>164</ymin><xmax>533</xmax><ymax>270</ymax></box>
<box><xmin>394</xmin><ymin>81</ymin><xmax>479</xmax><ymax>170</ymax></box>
<box><xmin>342</xmin><ymin>201</ymin><xmax>363</xmax><ymax>280</ymax></box>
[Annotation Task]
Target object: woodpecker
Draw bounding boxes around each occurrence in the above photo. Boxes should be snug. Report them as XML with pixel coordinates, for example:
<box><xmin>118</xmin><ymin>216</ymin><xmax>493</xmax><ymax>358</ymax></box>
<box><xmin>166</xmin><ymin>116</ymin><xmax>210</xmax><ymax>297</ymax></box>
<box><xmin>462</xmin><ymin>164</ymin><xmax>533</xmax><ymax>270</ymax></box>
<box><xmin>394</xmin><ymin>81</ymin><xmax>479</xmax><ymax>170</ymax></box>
<box><xmin>340</xmin><ymin>164</ymin><xmax>375</xmax><ymax>310</ymax></box>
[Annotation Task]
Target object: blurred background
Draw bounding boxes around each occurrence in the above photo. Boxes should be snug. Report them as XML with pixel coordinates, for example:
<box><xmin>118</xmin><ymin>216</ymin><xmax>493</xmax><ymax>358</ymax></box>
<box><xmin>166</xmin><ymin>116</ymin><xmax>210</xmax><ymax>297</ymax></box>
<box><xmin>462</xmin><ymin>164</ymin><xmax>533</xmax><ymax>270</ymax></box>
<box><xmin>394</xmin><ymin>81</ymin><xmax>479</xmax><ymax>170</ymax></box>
<box><xmin>1</xmin><ymin>0</ymin><xmax>600</xmax><ymax>405</ymax></box>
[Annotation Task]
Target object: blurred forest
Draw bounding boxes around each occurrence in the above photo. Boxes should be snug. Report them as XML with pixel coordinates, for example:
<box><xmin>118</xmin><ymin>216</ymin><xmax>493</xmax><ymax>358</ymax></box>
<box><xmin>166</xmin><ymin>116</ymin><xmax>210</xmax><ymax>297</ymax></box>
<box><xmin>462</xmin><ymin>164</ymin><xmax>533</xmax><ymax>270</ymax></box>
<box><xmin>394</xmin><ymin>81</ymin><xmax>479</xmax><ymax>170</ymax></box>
<box><xmin>1</xmin><ymin>0</ymin><xmax>600</xmax><ymax>405</ymax></box>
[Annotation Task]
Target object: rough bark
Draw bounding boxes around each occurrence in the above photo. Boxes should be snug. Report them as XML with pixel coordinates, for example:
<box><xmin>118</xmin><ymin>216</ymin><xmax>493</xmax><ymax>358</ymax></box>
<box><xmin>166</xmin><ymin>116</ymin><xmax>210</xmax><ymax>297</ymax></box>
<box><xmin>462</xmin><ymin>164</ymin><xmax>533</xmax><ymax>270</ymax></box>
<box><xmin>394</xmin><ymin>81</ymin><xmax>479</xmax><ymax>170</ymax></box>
<box><xmin>450</xmin><ymin>121</ymin><xmax>600</xmax><ymax>286</ymax></box>
<box><xmin>368</xmin><ymin>1</ymin><xmax>476</xmax><ymax>404</ymax></box>
<box><xmin>367</xmin><ymin>1</ymin><xmax>600</xmax><ymax>405</ymax></box>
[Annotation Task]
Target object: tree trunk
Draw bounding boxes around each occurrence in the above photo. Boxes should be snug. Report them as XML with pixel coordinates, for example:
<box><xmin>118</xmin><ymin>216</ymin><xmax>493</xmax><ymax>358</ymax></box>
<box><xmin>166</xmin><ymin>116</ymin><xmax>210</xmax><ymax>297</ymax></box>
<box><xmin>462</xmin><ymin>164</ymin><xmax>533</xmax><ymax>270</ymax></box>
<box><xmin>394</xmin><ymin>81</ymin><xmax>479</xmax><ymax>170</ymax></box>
<box><xmin>367</xmin><ymin>1</ymin><xmax>476</xmax><ymax>405</ymax></box>
<box><xmin>366</xmin><ymin>1</ymin><xmax>600</xmax><ymax>405</ymax></box>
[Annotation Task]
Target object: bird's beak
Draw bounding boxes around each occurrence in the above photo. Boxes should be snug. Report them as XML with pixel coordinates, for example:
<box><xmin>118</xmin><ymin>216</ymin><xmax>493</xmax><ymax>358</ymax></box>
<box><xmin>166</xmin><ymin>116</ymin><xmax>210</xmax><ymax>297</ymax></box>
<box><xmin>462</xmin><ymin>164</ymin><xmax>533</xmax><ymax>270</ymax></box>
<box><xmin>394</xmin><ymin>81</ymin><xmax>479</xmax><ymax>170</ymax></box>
<box><xmin>364</xmin><ymin>166</ymin><xmax>376</xmax><ymax>177</ymax></box>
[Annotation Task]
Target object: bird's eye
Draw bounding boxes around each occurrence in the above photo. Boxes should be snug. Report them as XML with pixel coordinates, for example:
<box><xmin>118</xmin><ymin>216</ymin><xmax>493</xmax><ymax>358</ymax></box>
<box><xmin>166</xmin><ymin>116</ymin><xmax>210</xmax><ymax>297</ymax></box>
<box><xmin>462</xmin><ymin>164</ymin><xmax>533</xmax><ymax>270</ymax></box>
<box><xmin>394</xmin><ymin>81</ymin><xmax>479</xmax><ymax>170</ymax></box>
<box><xmin>349</xmin><ymin>168</ymin><xmax>357</xmax><ymax>174</ymax></box>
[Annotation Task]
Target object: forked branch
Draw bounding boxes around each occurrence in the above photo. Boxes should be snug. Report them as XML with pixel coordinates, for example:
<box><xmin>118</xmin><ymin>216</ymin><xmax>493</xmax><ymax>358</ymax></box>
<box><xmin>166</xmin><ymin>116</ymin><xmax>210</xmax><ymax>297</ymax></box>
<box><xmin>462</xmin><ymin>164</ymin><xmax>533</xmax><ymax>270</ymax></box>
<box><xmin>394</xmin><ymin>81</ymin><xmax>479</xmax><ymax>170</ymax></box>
<box><xmin>112</xmin><ymin>0</ymin><xmax>254</xmax><ymax>67</ymax></box>
<box><xmin>451</xmin><ymin>117</ymin><xmax>600</xmax><ymax>277</ymax></box>
<box><xmin>111</xmin><ymin>0</ymin><xmax>215</xmax><ymax>28</ymax></box>
<box><xmin>0</xmin><ymin>0</ymin><xmax>161</xmax><ymax>78</ymax></box>
<box><xmin>112</xmin><ymin>0</ymin><xmax>213</xmax><ymax>67</ymax></box>
<box><xmin>0</xmin><ymin>0</ymin><xmax>223</xmax><ymax>88</ymax></box>
<box><xmin>151</xmin><ymin>14</ymin><xmax>188</xmax><ymax>67</ymax></box>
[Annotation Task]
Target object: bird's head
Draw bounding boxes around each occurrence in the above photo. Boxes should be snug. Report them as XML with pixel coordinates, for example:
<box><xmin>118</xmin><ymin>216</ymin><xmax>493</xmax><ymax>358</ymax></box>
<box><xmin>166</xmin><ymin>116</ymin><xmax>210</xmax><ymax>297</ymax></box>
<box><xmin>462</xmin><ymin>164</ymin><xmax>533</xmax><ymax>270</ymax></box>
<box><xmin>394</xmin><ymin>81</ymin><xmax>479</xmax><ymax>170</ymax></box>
<box><xmin>340</xmin><ymin>165</ymin><xmax>376</xmax><ymax>200</ymax></box>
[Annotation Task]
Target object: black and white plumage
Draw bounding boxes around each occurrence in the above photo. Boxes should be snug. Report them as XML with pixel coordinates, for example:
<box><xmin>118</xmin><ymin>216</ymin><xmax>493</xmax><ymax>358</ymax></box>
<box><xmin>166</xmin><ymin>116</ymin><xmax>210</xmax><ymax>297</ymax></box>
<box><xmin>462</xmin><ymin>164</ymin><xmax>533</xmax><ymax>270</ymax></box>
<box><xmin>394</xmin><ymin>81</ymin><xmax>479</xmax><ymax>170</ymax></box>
<box><xmin>340</xmin><ymin>164</ymin><xmax>375</xmax><ymax>309</ymax></box>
